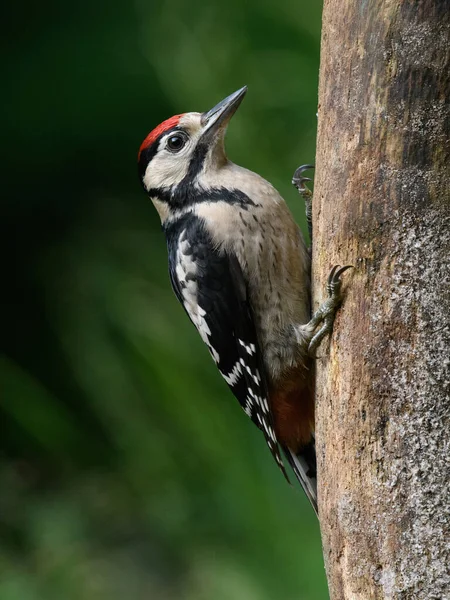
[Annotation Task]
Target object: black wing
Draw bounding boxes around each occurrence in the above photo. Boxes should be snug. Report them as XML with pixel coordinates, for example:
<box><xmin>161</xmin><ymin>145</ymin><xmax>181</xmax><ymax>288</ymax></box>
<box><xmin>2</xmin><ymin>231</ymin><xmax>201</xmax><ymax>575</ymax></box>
<box><xmin>166</xmin><ymin>216</ymin><xmax>288</xmax><ymax>479</ymax></box>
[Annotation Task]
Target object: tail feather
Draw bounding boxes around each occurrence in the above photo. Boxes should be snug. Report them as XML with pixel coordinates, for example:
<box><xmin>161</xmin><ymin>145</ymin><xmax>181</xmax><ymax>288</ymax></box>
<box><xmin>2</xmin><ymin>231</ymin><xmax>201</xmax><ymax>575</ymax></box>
<box><xmin>283</xmin><ymin>440</ymin><xmax>318</xmax><ymax>515</ymax></box>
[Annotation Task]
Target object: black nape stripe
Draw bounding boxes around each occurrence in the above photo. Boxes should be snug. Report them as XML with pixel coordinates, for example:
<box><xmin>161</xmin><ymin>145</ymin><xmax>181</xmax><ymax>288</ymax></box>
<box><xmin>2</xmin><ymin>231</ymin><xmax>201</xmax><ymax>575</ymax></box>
<box><xmin>148</xmin><ymin>185</ymin><xmax>257</xmax><ymax>211</ymax></box>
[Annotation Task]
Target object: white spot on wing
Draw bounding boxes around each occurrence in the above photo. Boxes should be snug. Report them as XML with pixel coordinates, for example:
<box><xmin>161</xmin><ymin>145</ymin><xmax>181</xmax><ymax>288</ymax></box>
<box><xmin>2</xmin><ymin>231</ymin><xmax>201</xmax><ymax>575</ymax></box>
<box><xmin>238</xmin><ymin>339</ymin><xmax>256</xmax><ymax>355</ymax></box>
<box><xmin>176</xmin><ymin>229</ymin><xmax>219</xmax><ymax>363</ymax></box>
<box><xmin>174</xmin><ymin>228</ymin><xmax>281</xmax><ymax>469</ymax></box>
<box><xmin>220</xmin><ymin>361</ymin><xmax>242</xmax><ymax>386</ymax></box>
<box><xmin>243</xmin><ymin>396</ymin><xmax>253</xmax><ymax>417</ymax></box>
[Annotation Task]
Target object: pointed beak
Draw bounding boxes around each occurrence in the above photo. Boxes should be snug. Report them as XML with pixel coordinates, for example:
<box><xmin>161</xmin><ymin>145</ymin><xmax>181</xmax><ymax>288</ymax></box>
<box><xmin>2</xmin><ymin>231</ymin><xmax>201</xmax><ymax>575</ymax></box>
<box><xmin>201</xmin><ymin>86</ymin><xmax>247</xmax><ymax>134</ymax></box>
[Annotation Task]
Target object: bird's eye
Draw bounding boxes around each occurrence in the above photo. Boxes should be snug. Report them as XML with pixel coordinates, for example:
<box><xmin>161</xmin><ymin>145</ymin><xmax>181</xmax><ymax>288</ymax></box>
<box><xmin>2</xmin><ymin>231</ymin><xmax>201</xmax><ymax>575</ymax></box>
<box><xmin>166</xmin><ymin>133</ymin><xmax>187</xmax><ymax>152</ymax></box>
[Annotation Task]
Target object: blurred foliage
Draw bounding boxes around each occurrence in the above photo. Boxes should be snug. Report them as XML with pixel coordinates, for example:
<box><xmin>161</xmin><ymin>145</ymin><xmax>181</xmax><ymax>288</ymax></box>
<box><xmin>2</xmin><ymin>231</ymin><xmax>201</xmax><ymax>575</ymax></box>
<box><xmin>1</xmin><ymin>0</ymin><xmax>327</xmax><ymax>598</ymax></box>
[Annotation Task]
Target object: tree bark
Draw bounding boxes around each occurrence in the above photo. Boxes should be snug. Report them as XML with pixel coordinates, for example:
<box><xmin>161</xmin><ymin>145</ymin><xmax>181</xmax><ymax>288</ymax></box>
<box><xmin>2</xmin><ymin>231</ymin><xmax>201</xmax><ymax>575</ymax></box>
<box><xmin>313</xmin><ymin>1</ymin><xmax>450</xmax><ymax>598</ymax></box>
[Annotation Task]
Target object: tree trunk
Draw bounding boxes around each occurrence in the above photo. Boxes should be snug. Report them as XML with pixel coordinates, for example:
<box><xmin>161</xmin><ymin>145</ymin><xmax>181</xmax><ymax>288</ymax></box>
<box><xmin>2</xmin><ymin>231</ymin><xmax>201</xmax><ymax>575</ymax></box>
<box><xmin>313</xmin><ymin>1</ymin><xmax>450</xmax><ymax>598</ymax></box>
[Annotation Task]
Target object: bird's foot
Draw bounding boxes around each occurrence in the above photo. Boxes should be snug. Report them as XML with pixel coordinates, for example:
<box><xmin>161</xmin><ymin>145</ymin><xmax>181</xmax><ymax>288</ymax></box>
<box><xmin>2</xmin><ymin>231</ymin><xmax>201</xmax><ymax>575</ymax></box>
<box><xmin>292</xmin><ymin>164</ymin><xmax>314</xmax><ymax>241</ymax></box>
<box><xmin>299</xmin><ymin>265</ymin><xmax>353</xmax><ymax>357</ymax></box>
<box><xmin>292</xmin><ymin>164</ymin><xmax>314</xmax><ymax>198</ymax></box>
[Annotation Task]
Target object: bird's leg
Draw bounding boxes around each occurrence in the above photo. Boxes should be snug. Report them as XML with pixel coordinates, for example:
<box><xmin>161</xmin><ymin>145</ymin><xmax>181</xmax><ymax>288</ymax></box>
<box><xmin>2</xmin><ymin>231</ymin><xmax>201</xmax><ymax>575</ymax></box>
<box><xmin>292</xmin><ymin>165</ymin><xmax>351</xmax><ymax>354</ymax></box>
<box><xmin>296</xmin><ymin>265</ymin><xmax>353</xmax><ymax>356</ymax></box>
<box><xmin>292</xmin><ymin>164</ymin><xmax>314</xmax><ymax>244</ymax></box>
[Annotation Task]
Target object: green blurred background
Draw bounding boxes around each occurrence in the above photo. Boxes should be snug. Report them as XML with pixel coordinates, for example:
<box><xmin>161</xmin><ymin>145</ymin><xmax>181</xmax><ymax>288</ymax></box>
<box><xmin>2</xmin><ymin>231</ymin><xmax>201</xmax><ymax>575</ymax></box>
<box><xmin>2</xmin><ymin>1</ymin><xmax>326</xmax><ymax>598</ymax></box>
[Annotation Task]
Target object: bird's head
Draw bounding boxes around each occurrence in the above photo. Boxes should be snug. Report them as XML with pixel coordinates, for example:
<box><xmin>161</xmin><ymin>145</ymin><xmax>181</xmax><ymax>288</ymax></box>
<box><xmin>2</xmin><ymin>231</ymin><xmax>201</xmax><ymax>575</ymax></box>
<box><xmin>138</xmin><ymin>86</ymin><xmax>247</xmax><ymax>217</ymax></box>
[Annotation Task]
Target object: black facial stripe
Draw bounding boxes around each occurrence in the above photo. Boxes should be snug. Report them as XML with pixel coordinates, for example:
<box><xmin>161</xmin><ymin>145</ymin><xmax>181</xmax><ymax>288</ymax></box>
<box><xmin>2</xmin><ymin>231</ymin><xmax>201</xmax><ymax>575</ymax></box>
<box><xmin>144</xmin><ymin>127</ymin><xmax>255</xmax><ymax>210</ymax></box>
<box><xmin>139</xmin><ymin>121</ymin><xmax>244</xmax><ymax>212</ymax></box>
<box><xmin>184</xmin><ymin>142</ymin><xmax>208</xmax><ymax>182</ymax></box>
<box><xmin>151</xmin><ymin>185</ymin><xmax>257</xmax><ymax>213</ymax></box>
<box><xmin>182</xmin><ymin>121</ymin><xmax>224</xmax><ymax>183</ymax></box>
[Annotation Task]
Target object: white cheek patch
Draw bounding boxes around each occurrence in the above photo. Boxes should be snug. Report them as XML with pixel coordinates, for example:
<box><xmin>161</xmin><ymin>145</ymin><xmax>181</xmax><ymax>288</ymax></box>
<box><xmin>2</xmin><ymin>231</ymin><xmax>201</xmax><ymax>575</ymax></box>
<box><xmin>143</xmin><ymin>150</ymin><xmax>189</xmax><ymax>191</ymax></box>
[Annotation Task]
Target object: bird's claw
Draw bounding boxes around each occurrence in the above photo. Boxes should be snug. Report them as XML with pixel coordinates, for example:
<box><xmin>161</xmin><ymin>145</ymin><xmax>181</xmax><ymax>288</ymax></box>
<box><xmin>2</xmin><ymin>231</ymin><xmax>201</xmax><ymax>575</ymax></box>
<box><xmin>307</xmin><ymin>264</ymin><xmax>353</xmax><ymax>356</ymax></box>
<box><xmin>292</xmin><ymin>164</ymin><xmax>315</xmax><ymax>194</ymax></box>
<box><xmin>327</xmin><ymin>264</ymin><xmax>353</xmax><ymax>297</ymax></box>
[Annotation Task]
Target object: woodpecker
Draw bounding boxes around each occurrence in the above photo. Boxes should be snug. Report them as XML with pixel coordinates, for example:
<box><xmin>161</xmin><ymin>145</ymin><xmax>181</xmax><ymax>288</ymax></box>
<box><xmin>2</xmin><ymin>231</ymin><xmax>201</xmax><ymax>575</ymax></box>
<box><xmin>138</xmin><ymin>86</ymin><xmax>350</xmax><ymax>514</ymax></box>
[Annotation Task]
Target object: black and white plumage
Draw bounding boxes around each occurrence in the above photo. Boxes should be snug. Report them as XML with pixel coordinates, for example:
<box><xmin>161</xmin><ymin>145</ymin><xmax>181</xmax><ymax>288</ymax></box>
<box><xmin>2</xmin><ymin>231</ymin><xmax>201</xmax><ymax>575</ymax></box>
<box><xmin>138</xmin><ymin>87</ymin><xmax>349</xmax><ymax>515</ymax></box>
<box><xmin>165</xmin><ymin>213</ymin><xmax>288</xmax><ymax>476</ymax></box>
